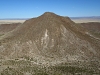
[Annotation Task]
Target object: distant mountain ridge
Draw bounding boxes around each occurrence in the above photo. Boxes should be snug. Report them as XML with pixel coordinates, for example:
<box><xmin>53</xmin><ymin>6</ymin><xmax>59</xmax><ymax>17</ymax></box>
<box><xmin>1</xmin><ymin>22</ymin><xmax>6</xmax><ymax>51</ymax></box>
<box><xmin>0</xmin><ymin>18</ymin><xmax>29</xmax><ymax>20</ymax></box>
<box><xmin>70</xmin><ymin>16</ymin><xmax>100</xmax><ymax>19</ymax></box>
<box><xmin>0</xmin><ymin>16</ymin><xmax>100</xmax><ymax>20</ymax></box>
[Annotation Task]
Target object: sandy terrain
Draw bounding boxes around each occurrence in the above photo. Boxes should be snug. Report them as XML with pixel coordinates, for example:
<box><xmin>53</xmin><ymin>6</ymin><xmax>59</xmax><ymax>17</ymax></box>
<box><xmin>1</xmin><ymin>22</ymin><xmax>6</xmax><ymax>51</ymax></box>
<box><xmin>0</xmin><ymin>18</ymin><xmax>100</xmax><ymax>24</ymax></box>
<box><xmin>71</xmin><ymin>19</ymin><xmax>100</xmax><ymax>23</ymax></box>
<box><xmin>0</xmin><ymin>20</ymin><xmax>25</xmax><ymax>24</ymax></box>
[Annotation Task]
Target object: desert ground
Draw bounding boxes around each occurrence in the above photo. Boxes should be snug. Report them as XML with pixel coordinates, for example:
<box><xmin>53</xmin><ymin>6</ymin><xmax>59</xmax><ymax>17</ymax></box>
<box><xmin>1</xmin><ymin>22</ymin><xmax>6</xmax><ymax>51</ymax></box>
<box><xmin>0</xmin><ymin>18</ymin><xmax>100</xmax><ymax>24</ymax></box>
<box><xmin>0</xmin><ymin>20</ymin><xmax>25</xmax><ymax>24</ymax></box>
<box><xmin>72</xmin><ymin>18</ymin><xmax>100</xmax><ymax>23</ymax></box>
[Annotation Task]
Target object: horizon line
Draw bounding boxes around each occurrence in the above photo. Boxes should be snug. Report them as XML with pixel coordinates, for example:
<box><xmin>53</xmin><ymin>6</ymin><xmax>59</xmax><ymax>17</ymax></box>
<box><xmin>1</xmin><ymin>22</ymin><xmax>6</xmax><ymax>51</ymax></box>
<box><xmin>0</xmin><ymin>16</ymin><xmax>100</xmax><ymax>20</ymax></box>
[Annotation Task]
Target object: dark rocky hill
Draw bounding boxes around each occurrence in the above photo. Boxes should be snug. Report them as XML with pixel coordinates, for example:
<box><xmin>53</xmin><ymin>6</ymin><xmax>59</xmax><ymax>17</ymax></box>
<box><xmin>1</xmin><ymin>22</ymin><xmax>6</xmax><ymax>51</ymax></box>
<box><xmin>80</xmin><ymin>22</ymin><xmax>100</xmax><ymax>31</ymax></box>
<box><xmin>79</xmin><ymin>22</ymin><xmax>100</xmax><ymax>38</ymax></box>
<box><xmin>0</xmin><ymin>12</ymin><xmax>100</xmax><ymax>61</ymax></box>
<box><xmin>0</xmin><ymin>12</ymin><xmax>100</xmax><ymax>74</ymax></box>
<box><xmin>0</xmin><ymin>23</ymin><xmax>20</xmax><ymax>36</ymax></box>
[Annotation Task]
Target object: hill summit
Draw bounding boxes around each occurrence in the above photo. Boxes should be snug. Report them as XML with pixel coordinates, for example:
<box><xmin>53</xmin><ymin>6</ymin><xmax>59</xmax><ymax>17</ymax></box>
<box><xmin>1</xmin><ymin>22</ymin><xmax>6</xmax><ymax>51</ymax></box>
<box><xmin>0</xmin><ymin>12</ymin><xmax>100</xmax><ymax>65</ymax></box>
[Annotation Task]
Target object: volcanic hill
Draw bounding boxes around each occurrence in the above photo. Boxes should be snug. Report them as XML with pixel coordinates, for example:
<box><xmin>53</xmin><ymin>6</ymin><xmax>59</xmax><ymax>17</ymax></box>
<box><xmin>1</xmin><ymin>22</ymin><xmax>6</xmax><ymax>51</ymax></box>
<box><xmin>0</xmin><ymin>12</ymin><xmax>100</xmax><ymax>65</ymax></box>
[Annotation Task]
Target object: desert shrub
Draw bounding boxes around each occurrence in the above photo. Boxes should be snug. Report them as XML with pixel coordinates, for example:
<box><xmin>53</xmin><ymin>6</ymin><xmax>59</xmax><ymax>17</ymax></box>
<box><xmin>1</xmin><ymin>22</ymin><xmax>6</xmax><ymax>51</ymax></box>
<box><xmin>3</xmin><ymin>60</ymin><xmax>16</xmax><ymax>65</ymax></box>
<box><xmin>34</xmin><ymin>72</ymin><xmax>48</xmax><ymax>75</ymax></box>
<box><xmin>48</xmin><ymin>64</ymin><xmax>97</xmax><ymax>75</ymax></box>
<box><xmin>0</xmin><ymin>67</ymin><xmax>24</xmax><ymax>75</ymax></box>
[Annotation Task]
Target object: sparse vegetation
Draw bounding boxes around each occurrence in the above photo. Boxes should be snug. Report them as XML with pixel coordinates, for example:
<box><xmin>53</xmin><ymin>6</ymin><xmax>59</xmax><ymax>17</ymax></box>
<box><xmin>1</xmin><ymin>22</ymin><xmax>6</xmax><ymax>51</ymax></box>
<box><xmin>0</xmin><ymin>59</ymin><xmax>100</xmax><ymax>75</ymax></box>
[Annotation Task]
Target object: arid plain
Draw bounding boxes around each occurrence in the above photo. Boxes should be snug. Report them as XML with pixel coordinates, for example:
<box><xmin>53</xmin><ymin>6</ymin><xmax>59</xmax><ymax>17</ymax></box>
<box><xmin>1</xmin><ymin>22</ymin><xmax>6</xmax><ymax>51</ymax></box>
<box><xmin>0</xmin><ymin>18</ymin><xmax>100</xmax><ymax>24</ymax></box>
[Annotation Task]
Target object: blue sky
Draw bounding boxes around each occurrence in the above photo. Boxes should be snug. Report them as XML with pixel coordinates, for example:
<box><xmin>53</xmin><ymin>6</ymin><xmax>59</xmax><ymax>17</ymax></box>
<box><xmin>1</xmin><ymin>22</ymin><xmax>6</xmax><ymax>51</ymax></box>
<box><xmin>0</xmin><ymin>0</ymin><xmax>100</xmax><ymax>18</ymax></box>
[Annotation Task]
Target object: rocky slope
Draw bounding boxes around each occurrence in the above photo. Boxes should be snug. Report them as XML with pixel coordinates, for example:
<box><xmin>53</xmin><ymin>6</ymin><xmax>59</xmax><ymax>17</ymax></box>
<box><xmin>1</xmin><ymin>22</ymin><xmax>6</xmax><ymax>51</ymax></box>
<box><xmin>0</xmin><ymin>12</ymin><xmax>100</xmax><ymax>67</ymax></box>
<box><xmin>0</xmin><ymin>23</ymin><xmax>21</xmax><ymax>36</ymax></box>
<box><xmin>79</xmin><ymin>22</ymin><xmax>100</xmax><ymax>38</ymax></box>
<box><xmin>80</xmin><ymin>22</ymin><xmax>100</xmax><ymax>32</ymax></box>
